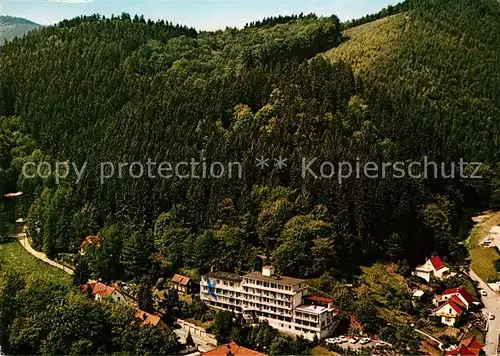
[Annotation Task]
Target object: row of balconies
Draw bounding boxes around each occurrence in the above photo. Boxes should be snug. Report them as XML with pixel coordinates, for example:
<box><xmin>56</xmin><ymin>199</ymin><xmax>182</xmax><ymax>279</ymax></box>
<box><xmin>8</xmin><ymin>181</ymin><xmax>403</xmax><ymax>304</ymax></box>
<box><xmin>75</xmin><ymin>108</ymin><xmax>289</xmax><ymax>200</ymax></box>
<box><xmin>239</xmin><ymin>293</ymin><xmax>292</xmax><ymax>308</ymax></box>
<box><xmin>242</xmin><ymin>279</ymin><xmax>297</xmax><ymax>295</ymax></box>
<box><xmin>242</xmin><ymin>287</ymin><xmax>292</xmax><ymax>301</ymax></box>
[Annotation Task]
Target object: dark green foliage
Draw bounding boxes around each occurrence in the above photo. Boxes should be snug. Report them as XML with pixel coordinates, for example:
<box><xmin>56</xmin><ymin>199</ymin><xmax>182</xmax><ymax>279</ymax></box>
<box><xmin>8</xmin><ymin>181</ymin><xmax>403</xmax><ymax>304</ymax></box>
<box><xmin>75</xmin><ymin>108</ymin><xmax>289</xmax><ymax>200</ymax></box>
<box><xmin>343</xmin><ymin>1</ymin><xmax>410</xmax><ymax>29</ymax></box>
<box><xmin>73</xmin><ymin>260</ymin><xmax>91</xmax><ymax>286</ymax></box>
<box><xmin>211</xmin><ymin>311</ymin><xmax>234</xmax><ymax>344</ymax></box>
<box><xmin>234</xmin><ymin>320</ymin><xmax>313</xmax><ymax>355</ymax></box>
<box><xmin>137</xmin><ymin>279</ymin><xmax>154</xmax><ymax>313</ymax></box>
<box><xmin>0</xmin><ymin>270</ymin><xmax>178</xmax><ymax>355</ymax></box>
<box><xmin>0</xmin><ymin>0</ymin><xmax>498</xmax><ymax>283</ymax></box>
<box><xmin>158</xmin><ymin>288</ymin><xmax>182</xmax><ymax>324</ymax></box>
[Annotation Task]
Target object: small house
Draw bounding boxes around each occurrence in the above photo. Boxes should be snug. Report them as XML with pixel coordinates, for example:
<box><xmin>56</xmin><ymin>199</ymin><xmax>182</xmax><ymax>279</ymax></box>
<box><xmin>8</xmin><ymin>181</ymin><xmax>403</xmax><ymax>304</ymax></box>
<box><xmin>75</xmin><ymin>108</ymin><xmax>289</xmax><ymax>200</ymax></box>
<box><xmin>81</xmin><ymin>280</ymin><xmax>127</xmax><ymax>304</ymax></box>
<box><xmin>169</xmin><ymin>273</ymin><xmax>198</xmax><ymax>295</ymax></box>
<box><xmin>413</xmin><ymin>256</ymin><xmax>450</xmax><ymax>282</ymax></box>
<box><xmin>431</xmin><ymin>286</ymin><xmax>474</xmax><ymax>326</ymax></box>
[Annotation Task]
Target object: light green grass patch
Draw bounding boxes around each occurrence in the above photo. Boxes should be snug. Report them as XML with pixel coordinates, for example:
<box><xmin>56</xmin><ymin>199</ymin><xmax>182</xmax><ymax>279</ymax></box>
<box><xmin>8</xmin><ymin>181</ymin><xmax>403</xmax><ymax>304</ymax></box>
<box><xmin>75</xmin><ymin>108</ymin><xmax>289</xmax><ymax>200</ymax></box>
<box><xmin>0</xmin><ymin>240</ymin><xmax>72</xmax><ymax>286</ymax></box>
<box><xmin>466</xmin><ymin>211</ymin><xmax>500</xmax><ymax>282</ymax></box>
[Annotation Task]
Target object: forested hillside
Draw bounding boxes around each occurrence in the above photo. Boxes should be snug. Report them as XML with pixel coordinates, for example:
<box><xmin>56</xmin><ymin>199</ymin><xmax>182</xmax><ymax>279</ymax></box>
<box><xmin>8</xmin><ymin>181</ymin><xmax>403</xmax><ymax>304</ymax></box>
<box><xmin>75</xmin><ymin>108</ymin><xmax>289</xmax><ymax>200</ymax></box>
<box><xmin>0</xmin><ymin>16</ymin><xmax>40</xmax><ymax>43</ymax></box>
<box><xmin>0</xmin><ymin>0</ymin><xmax>499</xmax><ymax>291</ymax></box>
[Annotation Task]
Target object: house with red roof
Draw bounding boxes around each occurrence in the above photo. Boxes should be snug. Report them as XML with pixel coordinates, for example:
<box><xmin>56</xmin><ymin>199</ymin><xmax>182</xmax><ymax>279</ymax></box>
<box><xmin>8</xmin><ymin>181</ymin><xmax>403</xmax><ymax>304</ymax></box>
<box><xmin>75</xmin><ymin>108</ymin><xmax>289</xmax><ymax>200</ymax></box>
<box><xmin>202</xmin><ymin>341</ymin><xmax>266</xmax><ymax>356</ymax></box>
<box><xmin>435</xmin><ymin>286</ymin><xmax>474</xmax><ymax>308</ymax></box>
<box><xmin>445</xmin><ymin>336</ymin><xmax>483</xmax><ymax>356</ymax></box>
<box><xmin>135</xmin><ymin>309</ymin><xmax>172</xmax><ymax>334</ymax></box>
<box><xmin>432</xmin><ymin>286</ymin><xmax>474</xmax><ymax>326</ymax></box>
<box><xmin>413</xmin><ymin>256</ymin><xmax>450</xmax><ymax>282</ymax></box>
<box><xmin>169</xmin><ymin>273</ymin><xmax>199</xmax><ymax>295</ymax></box>
<box><xmin>81</xmin><ymin>280</ymin><xmax>127</xmax><ymax>304</ymax></box>
<box><xmin>79</xmin><ymin>235</ymin><xmax>100</xmax><ymax>255</ymax></box>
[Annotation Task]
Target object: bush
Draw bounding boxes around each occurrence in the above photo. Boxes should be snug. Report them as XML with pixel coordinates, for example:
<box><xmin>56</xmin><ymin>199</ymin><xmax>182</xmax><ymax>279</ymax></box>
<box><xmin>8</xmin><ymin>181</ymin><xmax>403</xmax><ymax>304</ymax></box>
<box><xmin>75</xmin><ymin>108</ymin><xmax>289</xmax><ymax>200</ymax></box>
<box><xmin>495</xmin><ymin>259</ymin><xmax>500</xmax><ymax>273</ymax></box>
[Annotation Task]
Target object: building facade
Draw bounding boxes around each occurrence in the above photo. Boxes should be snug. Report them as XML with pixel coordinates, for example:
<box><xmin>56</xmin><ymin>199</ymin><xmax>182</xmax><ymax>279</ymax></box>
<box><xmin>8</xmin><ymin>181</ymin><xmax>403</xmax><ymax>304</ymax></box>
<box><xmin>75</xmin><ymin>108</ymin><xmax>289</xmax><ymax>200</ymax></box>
<box><xmin>169</xmin><ymin>273</ymin><xmax>199</xmax><ymax>295</ymax></box>
<box><xmin>200</xmin><ymin>266</ymin><xmax>337</xmax><ymax>340</ymax></box>
<box><xmin>413</xmin><ymin>256</ymin><xmax>450</xmax><ymax>282</ymax></box>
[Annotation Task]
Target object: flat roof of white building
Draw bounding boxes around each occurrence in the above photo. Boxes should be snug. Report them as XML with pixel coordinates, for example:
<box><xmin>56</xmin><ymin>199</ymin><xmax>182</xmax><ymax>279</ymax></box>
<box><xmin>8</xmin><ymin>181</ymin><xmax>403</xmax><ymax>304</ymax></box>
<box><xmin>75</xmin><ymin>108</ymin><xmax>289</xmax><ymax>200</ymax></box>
<box><xmin>244</xmin><ymin>271</ymin><xmax>305</xmax><ymax>286</ymax></box>
<box><xmin>295</xmin><ymin>304</ymin><xmax>333</xmax><ymax>315</ymax></box>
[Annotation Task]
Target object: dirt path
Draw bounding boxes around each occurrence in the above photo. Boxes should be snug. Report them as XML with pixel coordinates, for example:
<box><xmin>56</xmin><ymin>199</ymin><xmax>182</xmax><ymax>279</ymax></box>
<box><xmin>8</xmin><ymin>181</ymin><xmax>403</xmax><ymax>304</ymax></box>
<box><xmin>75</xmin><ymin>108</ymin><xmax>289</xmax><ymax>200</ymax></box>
<box><xmin>415</xmin><ymin>329</ymin><xmax>444</xmax><ymax>351</ymax></box>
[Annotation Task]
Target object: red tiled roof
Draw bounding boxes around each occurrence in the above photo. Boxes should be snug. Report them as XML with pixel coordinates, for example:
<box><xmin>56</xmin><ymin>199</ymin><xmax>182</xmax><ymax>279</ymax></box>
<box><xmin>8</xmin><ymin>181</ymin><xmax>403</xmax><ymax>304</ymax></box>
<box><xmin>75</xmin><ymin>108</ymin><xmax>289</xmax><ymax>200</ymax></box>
<box><xmin>446</xmin><ymin>336</ymin><xmax>482</xmax><ymax>356</ymax></box>
<box><xmin>135</xmin><ymin>310</ymin><xmax>162</xmax><ymax>327</ymax></box>
<box><xmin>202</xmin><ymin>342</ymin><xmax>266</xmax><ymax>356</ymax></box>
<box><xmin>461</xmin><ymin>336</ymin><xmax>483</xmax><ymax>355</ymax></box>
<box><xmin>449</xmin><ymin>295</ymin><xmax>466</xmax><ymax>308</ymax></box>
<box><xmin>80</xmin><ymin>281</ymin><xmax>121</xmax><ymax>298</ymax></box>
<box><xmin>432</xmin><ymin>300</ymin><xmax>464</xmax><ymax>316</ymax></box>
<box><xmin>448</xmin><ymin>300</ymin><xmax>464</xmax><ymax>316</ymax></box>
<box><xmin>307</xmin><ymin>295</ymin><xmax>334</xmax><ymax>304</ymax></box>
<box><xmin>442</xmin><ymin>286</ymin><xmax>474</xmax><ymax>305</ymax></box>
<box><xmin>430</xmin><ymin>256</ymin><xmax>446</xmax><ymax>270</ymax></box>
<box><xmin>172</xmin><ymin>274</ymin><xmax>191</xmax><ymax>286</ymax></box>
<box><xmin>81</xmin><ymin>235</ymin><xmax>100</xmax><ymax>250</ymax></box>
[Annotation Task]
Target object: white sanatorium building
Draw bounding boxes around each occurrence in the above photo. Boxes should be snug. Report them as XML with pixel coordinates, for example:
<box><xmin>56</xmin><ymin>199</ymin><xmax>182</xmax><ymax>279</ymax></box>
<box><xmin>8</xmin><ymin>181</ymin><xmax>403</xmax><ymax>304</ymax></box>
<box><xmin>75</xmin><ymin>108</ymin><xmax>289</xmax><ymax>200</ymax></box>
<box><xmin>200</xmin><ymin>266</ymin><xmax>338</xmax><ymax>340</ymax></box>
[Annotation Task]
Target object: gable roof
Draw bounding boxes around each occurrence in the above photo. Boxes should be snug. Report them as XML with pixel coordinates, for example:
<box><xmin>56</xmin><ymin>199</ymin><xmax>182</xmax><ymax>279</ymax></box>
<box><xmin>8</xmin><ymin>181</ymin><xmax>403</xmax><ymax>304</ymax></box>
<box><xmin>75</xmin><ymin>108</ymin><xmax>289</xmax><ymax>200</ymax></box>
<box><xmin>135</xmin><ymin>309</ymin><xmax>162</xmax><ymax>327</ymax></box>
<box><xmin>80</xmin><ymin>281</ymin><xmax>123</xmax><ymax>298</ymax></box>
<box><xmin>81</xmin><ymin>235</ymin><xmax>100</xmax><ymax>250</ymax></box>
<box><xmin>432</xmin><ymin>300</ymin><xmax>464</xmax><ymax>316</ymax></box>
<box><xmin>430</xmin><ymin>256</ymin><xmax>446</xmax><ymax>270</ymax></box>
<box><xmin>446</xmin><ymin>336</ymin><xmax>483</xmax><ymax>356</ymax></box>
<box><xmin>441</xmin><ymin>286</ymin><xmax>474</xmax><ymax>305</ymax></box>
<box><xmin>449</xmin><ymin>295</ymin><xmax>466</xmax><ymax>308</ymax></box>
<box><xmin>172</xmin><ymin>273</ymin><xmax>191</xmax><ymax>286</ymax></box>
<box><xmin>202</xmin><ymin>342</ymin><xmax>267</xmax><ymax>356</ymax></box>
<box><xmin>461</xmin><ymin>336</ymin><xmax>483</xmax><ymax>354</ymax></box>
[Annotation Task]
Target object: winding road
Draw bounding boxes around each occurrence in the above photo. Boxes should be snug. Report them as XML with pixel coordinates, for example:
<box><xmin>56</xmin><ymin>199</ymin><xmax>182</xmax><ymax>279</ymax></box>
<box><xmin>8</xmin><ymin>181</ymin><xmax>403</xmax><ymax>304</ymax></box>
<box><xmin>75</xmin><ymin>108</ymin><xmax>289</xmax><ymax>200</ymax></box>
<box><xmin>12</xmin><ymin>229</ymin><xmax>74</xmax><ymax>275</ymax></box>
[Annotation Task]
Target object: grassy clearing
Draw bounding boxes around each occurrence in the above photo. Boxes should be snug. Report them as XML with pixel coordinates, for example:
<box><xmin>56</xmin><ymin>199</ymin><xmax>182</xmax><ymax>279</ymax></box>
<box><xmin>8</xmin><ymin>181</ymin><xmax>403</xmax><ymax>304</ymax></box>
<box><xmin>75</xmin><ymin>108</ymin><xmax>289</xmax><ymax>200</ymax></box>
<box><xmin>312</xmin><ymin>346</ymin><xmax>339</xmax><ymax>356</ymax></box>
<box><xmin>0</xmin><ymin>240</ymin><xmax>71</xmax><ymax>286</ymax></box>
<box><xmin>466</xmin><ymin>211</ymin><xmax>500</xmax><ymax>282</ymax></box>
<box><xmin>357</xmin><ymin>263</ymin><xmax>413</xmax><ymax>325</ymax></box>
<box><xmin>321</xmin><ymin>13</ymin><xmax>407</xmax><ymax>74</ymax></box>
<box><xmin>359</xmin><ymin>263</ymin><xmax>408</xmax><ymax>300</ymax></box>
<box><xmin>185</xmin><ymin>318</ymin><xmax>212</xmax><ymax>329</ymax></box>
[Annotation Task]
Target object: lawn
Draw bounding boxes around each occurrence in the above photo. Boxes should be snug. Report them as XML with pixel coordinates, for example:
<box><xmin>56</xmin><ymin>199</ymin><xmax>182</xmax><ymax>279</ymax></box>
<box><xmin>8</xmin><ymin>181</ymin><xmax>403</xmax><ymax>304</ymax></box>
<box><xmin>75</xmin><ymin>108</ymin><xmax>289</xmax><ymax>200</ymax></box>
<box><xmin>185</xmin><ymin>318</ymin><xmax>212</xmax><ymax>329</ymax></box>
<box><xmin>359</xmin><ymin>263</ymin><xmax>408</xmax><ymax>301</ymax></box>
<box><xmin>466</xmin><ymin>211</ymin><xmax>500</xmax><ymax>282</ymax></box>
<box><xmin>311</xmin><ymin>346</ymin><xmax>339</xmax><ymax>356</ymax></box>
<box><xmin>0</xmin><ymin>240</ymin><xmax>72</xmax><ymax>286</ymax></box>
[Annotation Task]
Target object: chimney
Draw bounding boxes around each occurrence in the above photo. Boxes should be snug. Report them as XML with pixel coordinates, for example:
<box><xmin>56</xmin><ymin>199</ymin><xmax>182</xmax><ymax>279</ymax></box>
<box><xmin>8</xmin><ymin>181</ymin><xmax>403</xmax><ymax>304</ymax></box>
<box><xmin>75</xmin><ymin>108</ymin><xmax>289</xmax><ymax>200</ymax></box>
<box><xmin>262</xmin><ymin>265</ymin><xmax>275</xmax><ymax>277</ymax></box>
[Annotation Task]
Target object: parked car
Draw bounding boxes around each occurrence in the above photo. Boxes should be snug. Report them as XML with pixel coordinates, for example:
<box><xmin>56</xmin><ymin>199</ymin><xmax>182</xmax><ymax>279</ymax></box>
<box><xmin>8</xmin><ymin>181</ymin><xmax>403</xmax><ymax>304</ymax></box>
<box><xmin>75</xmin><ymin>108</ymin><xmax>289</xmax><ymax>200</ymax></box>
<box><xmin>349</xmin><ymin>336</ymin><xmax>359</xmax><ymax>344</ymax></box>
<box><xmin>360</xmin><ymin>337</ymin><xmax>371</xmax><ymax>345</ymax></box>
<box><xmin>480</xmin><ymin>289</ymin><xmax>488</xmax><ymax>296</ymax></box>
<box><xmin>489</xmin><ymin>313</ymin><xmax>495</xmax><ymax>320</ymax></box>
<box><xmin>337</xmin><ymin>335</ymin><xmax>348</xmax><ymax>343</ymax></box>
<box><xmin>325</xmin><ymin>338</ymin><xmax>337</xmax><ymax>345</ymax></box>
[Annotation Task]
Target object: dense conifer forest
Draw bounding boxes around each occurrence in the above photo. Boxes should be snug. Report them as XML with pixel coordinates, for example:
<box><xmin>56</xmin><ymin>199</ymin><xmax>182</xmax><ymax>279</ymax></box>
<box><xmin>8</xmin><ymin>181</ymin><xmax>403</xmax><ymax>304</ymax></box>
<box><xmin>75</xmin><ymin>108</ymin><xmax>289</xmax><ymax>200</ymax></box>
<box><xmin>0</xmin><ymin>0</ymin><xmax>500</xmax><ymax>351</ymax></box>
